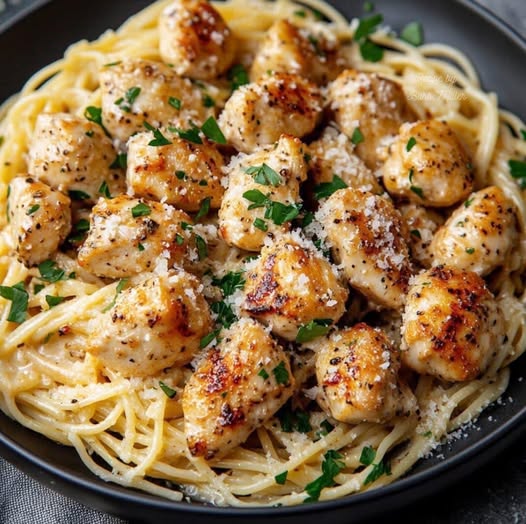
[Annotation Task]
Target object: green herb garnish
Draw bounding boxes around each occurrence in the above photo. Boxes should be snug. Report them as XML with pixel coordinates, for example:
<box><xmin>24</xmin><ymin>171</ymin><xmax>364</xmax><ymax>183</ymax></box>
<box><xmin>168</xmin><ymin>96</ymin><xmax>182</xmax><ymax>110</ymax></box>
<box><xmin>258</xmin><ymin>368</ymin><xmax>269</xmax><ymax>380</ymax></box>
<box><xmin>400</xmin><ymin>21</ymin><xmax>424</xmax><ymax>46</ymax></box>
<box><xmin>275</xmin><ymin>471</ymin><xmax>288</xmax><ymax>485</ymax></box>
<box><xmin>227</xmin><ymin>64</ymin><xmax>249</xmax><ymax>91</ymax></box>
<box><xmin>351</xmin><ymin>127</ymin><xmax>365</xmax><ymax>145</ymax></box>
<box><xmin>253</xmin><ymin>218</ymin><xmax>268</xmax><ymax>232</ymax></box>
<box><xmin>131</xmin><ymin>202</ymin><xmax>151</xmax><ymax>218</ymax></box>
<box><xmin>406</xmin><ymin>136</ymin><xmax>417</xmax><ymax>151</ymax></box>
<box><xmin>272</xmin><ymin>361</ymin><xmax>290</xmax><ymax>385</ymax></box>
<box><xmin>313</xmin><ymin>175</ymin><xmax>347</xmax><ymax>200</ymax></box>
<box><xmin>304</xmin><ymin>450</ymin><xmax>345</xmax><ymax>502</ymax></box>
<box><xmin>84</xmin><ymin>106</ymin><xmax>110</xmax><ymax>137</ymax></box>
<box><xmin>45</xmin><ymin>295</ymin><xmax>65</xmax><ymax>308</ymax></box>
<box><xmin>102</xmin><ymin>278</ymin><xmax>128</xmax><ymax>312</ymax></box>
<box><xmin>296</xmin><ymin>319</ymin><xmax>332</xmax><ymax>343</ymax></box>
<box><xmin>143</xmin><ymin>121</ymin><xmax>172</xmax><ymax>147</ymax></box>
<box><xmin>201</xmin><ymin>117</ymin><xmax>227</xmax><ymax>144</ymax></box>
<box><xmin>159</xmin><ymin>381</ymin><xmax>177</xmax><ymax>399</ymax></box>
<box><xmin>0</xmin><ymin>282</ymin><xmax>28</xmax><ymax>323</ymax></box>
<box><xmin>115</xmin><ymin>86</ymin><xmax>141</xmax><ymax>113</ymax></box>
<box><xmin>27</xmin><ymin>204</ymin><xmax>40</xmax><ymax>216</ymax></box>
<box><xmin>98</xmin><ymin>180</ymin><xmax>112</xmax><ymax>198</ymax></box>
<box><xmin>110</xmin><ymin>153</ymin><xmax>127</xmax><ymax>170</ymax></box>
<box><xmin>195</xmin><ymin>234</ymin><xmax>208</xmax><ymax>261</ymax></box>
<box><xmin>245</xmin><ymin>163</ymin><xmax>282</xmax><ymax>187</ymax></box>
<box><xmin>38</xmin><ymin>260</ymin><xmax>65</xmax><ymax>283</ymax></box>
<box><xmin>68</xmin><ymin>190</ymin><xmax>91</xmax><ymax>201</ymax></box>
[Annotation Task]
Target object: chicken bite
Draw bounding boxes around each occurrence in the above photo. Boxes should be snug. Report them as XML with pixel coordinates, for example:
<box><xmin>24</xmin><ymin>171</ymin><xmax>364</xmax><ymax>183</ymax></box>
<box><xmin>77</xmin><ymin>195</ymin><xmax>191</xmax><ymax>278</ymax></box>
<box><xmin>242</xmin><ymin>232</ymin><xmax>348</xmax><ymax>341</ymax></box>
<box><xmin>8</xmin><ymin>176</ymin><xmax>71</xmax><ymax>267</ymax></box>
<box><xmin>27</xmin><ymin>113</ymin><xmax>125</xmax><ymax>203</ymax></box>
<box><xmin>99</xmin><ymin>58</ymin><xmax>214</xmax><ymax>144</ymax></box>
<box><xmin>183</xmin><ymin>318</ymin><xmax>294</xmax><ymax>458</ymax></box>
<box><xmin>88</xmin><ymin>270</ymin><xmax>212</xmax><ymax>377</ymax></box>
<box><xmin>327</xmin><ymin>69</ymin><xmax>415</xmax><ymax>169</ymax></box>
<box><xmin>382</xmin><ymin>120</ymin><xmax>474</xmax><ymax>207</ymax></box>
<box><xmin>218</xmin><ymin>72</ymin><xmax>323</xmax><ymax>153</ymax></box>
<box><xmin>126</xmin><ymin>131</ymin><xmax>226</xmax><ymax>212</ymax></box>
<box><xmin>430</xmin><ymin>186</ymin><xmax>519</xmax><ymax>276</ymax></box>
<box><xmin>218</xmin><ymin>134</ymin><xmax>308</xmax><ymax>251</ymax></box>
<box><xmin>308</xmin><ymin>126</ymin><xmax>382</xmax><ymax>196</ymax></box>
<box><xmin>401</xmin><ymin>265</ymin><xmax>504</xmax><ymax>382</ymax></box>
<box><xmin>250</xmin><ymin>19</ymin><xmax>345</xmax><ymax>84</ymax></box>
<box><xmin>315</xmin><ymin>323</ymin><xmax>416</xmax><ymax>424</ymax></box>
<box><xmin>159</xmin><ymin>0</ymin><xmax>236</xmax><ymax>80</ymax></box>
<box><xmin>317</xmin><ymin>188</ymin><xmax>412</xmax><ymax>310</ymax></box>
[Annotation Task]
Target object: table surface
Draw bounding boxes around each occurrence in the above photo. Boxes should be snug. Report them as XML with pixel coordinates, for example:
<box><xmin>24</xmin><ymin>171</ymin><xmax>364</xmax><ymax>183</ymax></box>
<box><xmin>0</xmin><ymin>1</ymin><xmax>525</xmax><ymax>523</ymax></box>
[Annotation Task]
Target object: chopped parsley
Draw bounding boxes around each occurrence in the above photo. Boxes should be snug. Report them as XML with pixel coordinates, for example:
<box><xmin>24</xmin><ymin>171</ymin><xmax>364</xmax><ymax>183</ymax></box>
<box><xmin>296</xmin><ymin>319</ymin><xmax>332</xmax><ymax>343</ymax></box>
<box><xmin>67</xmin><ymin>219</ymin><xmax>90</xmax><ymax>244</ymax></box>
<box><xmin>138</xmin><ymin>243</ymin><xmax>145</xmax><ymax>251</ymax></box>
<box><xmin>38</xmin><ymin>260</ymin><xmax>66</xmax><ymax>283</ymax></box>
<box><xmin>84</xmin><ymin>106</ymin><xmax>110</xmax><ymax>137</ymax></box>
<box><xmin>509</xmin><ymin>159</ymin><xmax>526</xmax><ymax>188</ymax></box>
<box><xmin>406</xmin><ymin>136</ymin><xmax>417</xmax><ymax>151</ymax></box>
<box><xmin>465</xmin><ymin>247</ymin><xmax>475</xmax><ymax>254</ymax></box>
<box><xmin>408</xmin><ymin>168</ymin><xmax>424</xmax><ymax>199</ymax></box>
<box><xmin>277</xmin><ymin>403</ymin><xmax>312</xmax><ymax>434</ymax></box>
<box><xmin>195</xmin><ymin>234</ymin><xmax>208</xmax><ymax>261</ymax></box>
<box><xmin>168</xmin><ymin>96</ymin><xmax>182</xmax><ymax>110</ymax></box>
<box><xmin>98</xmin><ymin>180</ymin><xmax>112</xmax><ymax>198</ymax></box>
<box><xmin>115</xmin><ymin>86</ymin><xmax>141</xmax><ymax>113</ymax></box>
<box><xmin>410</xmin><ymin>229</ymin><xmax>421</xmax><ymax>239</ymax></box>
<box><xmin>275</xmin><ymin>471</ymin><xmax>288</xmax><ymax>485</ymax></box>
<box><xmin>253</xmin><ymin>218</ymin><xmax>268</xmax><ymax>232</ymax></box>
<box><xmin>200</xmin><ymin>329</ymin><xmax>220</xmax><ymax>349</ymax></box>
<box><xmin>210</xmin><ymin>300</ymin><xmax>237</xmax><ymax>328</ymax></box>
<box><xmin>143</xmin><ymin>121</ymin><xmax>172</xmax><ymax>147</ymax></box>
<box><xmin>131</xmin><ymin>202</ymin><xmax>151</xmax><ymax>218</ymax></box>
<box><xmin>464</xmin><ymin>197</ymin><xmax>474</xmax><ymax>208</ymax></box>
<box><xmin>313</xmin><ymin>174</ymin><xmax>347</xmax><ymax>200</ymax></box>
<box><xmin>243</xmin><ymin>189</ymin><xmax>301</xmax><ymax>225</ymax></box>
<box><xmin>0</xmin><ymin>282</ymin><xmax>28</xmax><ymax>323</ymax></box>
<box><xmin>68</xmin><ymin>190</ymin><xmax>91</xmax><ymax>201</ymax></box>
<box><xmin>272</xmin><ymin>361</ymin><xmax>290</xmax><ymax>385</ymax></box>
<box><xmin>316</xmin><ymin>419</ymin><xmax>335</xmax><ymax>439</ymax></box>
<box><xmin>26</xmin><ymin>204</ymin><xmax>40</xmax><ymax>216</ymax></box>
<box><xmin>245</xmin><ymin>163</ymin><xmax>282</xmax><ymax>187</ymax></box>
<box><xmin>302</xmin><ymin>211</ymin><xmax>314</xmax><ymax>228</ymax></box>
<box><xmin>359</xmin><ymin>445</ymin><xmax>392</xmax><ymax>485</ymax></box>
<box><xmin>45</xmin><ymin>295</ymin><xmax>65</xmax><ymax>308</ymax></box>
<box><xmin>351</xmin><ymin>127</ymin><xmax>365</xmax><ymax>145</ymax></box>
<box><xmin>294</xmin><ymin>9</ymin><xmax>306</xmax><ymax>17</ymax></box>
<box><xmin>175</xmin><ymin>233</ymin><xmax>185</xmax><ymax>245</ymax></box>
<box><xmin>258</xmin><ymin>368</ymin><xmax>270</xmax><ymax>380</ymax></box>
<box><xmin>227</xmin><ymin>64</ymin><xmax>250</xmax><ymax>91</ymax></box>
<box><xmin>212</xmin><ymin>271</ymin><xmax>246</xmax><ymax>297</ymax></box>
<box><xmin>304</xmin><ymin>450</ymin><xmax>345</xmax><ymax>502</ymax></box>
<box><xmin>202</xmin><ymin>94</ymin><xmax>216</xmax><ymax>108</ymax></box>
<box><xmin>521</xmin><ymin>129</ymin><xmax>526</xmax><ymax>141</ymax></box>
<box><xmin>110</xmin><ymin>153</ymin><xmax>127</xmax><ymax>170</ymax></box>
<box><xmin>85</xmin><ymin>130</ymin><xmax>95</xmax><ymax>138</ymax></box>
<box><xmin>159</xmin><ymin>381</ymin><xmax>177</xmax><ymax>399</ymax></box>
<box><xmin>400</xmin><ymin>21</ymin><xmax>424</xmax><ymax>46</ymax></box>
<box><xmin>195</xmin><ymin>197</ymin><xmax>211</xmax><ymax>221</ymax></box>
<box><xmin>175</xmin><ymin>170</ymin><xmax>187</xmax><ymax>180</ymax></box>
<box><xmin>33</xmin><ymin>283</ymin><xmax>45</xmax><ymax>295</ymax></box>
<box><xmin>102</xmin><ymin>278</ymin><xmax>129</xmax><ymax>312</ymax></box>
<box><xmin>201</xmin><ymin>116</ymin><xmax>227</xmax><ymax>144</ymax></box>
<box><xmin>354</xmin><ymin>14</ymin><xmax>384</xmax><ymax>62</ymax></box>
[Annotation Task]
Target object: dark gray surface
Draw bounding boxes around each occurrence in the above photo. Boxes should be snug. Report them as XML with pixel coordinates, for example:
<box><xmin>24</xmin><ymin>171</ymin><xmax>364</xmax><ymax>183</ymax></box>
<box><xmin>0</xmin><ymin>1</ymin><xmax>525</xmax><ymax>523</ymax></box>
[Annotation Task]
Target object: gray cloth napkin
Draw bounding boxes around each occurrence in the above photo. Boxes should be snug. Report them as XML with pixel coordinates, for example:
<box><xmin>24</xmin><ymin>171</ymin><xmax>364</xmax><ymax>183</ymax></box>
<box><xmin>0</xmin><ymin>1</ymin><xmax>525</xmax><ymax>524</ymax></box>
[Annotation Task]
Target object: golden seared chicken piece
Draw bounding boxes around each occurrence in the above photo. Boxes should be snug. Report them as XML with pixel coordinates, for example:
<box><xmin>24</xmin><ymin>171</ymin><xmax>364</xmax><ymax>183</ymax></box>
<box><xmin>382</xmin><ymin>120</ymin><xmax>474</xmax><ymax>207</ymax></box>
<box><xmin>27</xmin><ymin>113</ymin><xmax>125</xmax><ymax>203</ymax></box>
<box><xmin>99</xmin><ymin>58</ymin><xmax>213</xmax><ymax>144</ymax></box>
<box><xmin>219</xmin><ymin>134</ymin><xmax>308</xmax><ymax>251</ymax></box>
<box><xmin>8</xmin><ymin>176</ymin><xmax>71</xmax><ymax>267</ymax></box>
<box><xmin>401</xmin><ymin>265</ymin><xmax>504</xmax><ymax>382</ymax></box>
<box><xmin>430</xmin><ymin>186</ymin><xmax>519</xmax><ymax>276</ymax></box>
<box><xmin>127</xmin><ymin>131</ymin><xmax>226</xmax><ymax>212</ymax></box>
<box><xmin>242</xmin><ymin>232</ymin><xmax>348</xmax><ymax>341</ymax></box>
<box><xmin>317</xmin><ymin>188</ymin><xmax>412</xmax><ymax>310</ymax></box>
<box><xmin>78</xmin><ymin>195</ymin><xmax>191</xmax><ymax>278</ymax></box>
<box><xmin>250</xmin><ymin>19</ymin><xmax>345</xmax><ymax>84</ymax></box>
<box><xmin>218</xmin><ymin>72</ymin><xmax>323</xmax><ymax>153</ymax></box>
<box><xmin>315</xmin><ymin>323</ymin><xmax>416</xmax><ymax>424</ymax></box>
<box><xmin>399</xmin><ymin>203</ymin><xmax>444</xmax><ymax>268</ymax></box>
<box><xmin>327</xmin><ymin>69</ymin><xmax>415</xmax><ymax>169</ymax></box>
<box><xmin>309</xmin><ymin>126</ymin><xmax>382</xmax><ymax>195</ymax></box>
<box><xmin>159</xmin><ymin>0</ymin><xmax>236</xmax><ymax>80</ymax></box>
<box><xmin>183</xmin><ymin>318</ymin><xmax>294</xmax><ymax>458</ymax></box>
<box><xmin>88</xmin><ymin>270</ymin><xmax>212</xmax><ymax>377</ymax></box>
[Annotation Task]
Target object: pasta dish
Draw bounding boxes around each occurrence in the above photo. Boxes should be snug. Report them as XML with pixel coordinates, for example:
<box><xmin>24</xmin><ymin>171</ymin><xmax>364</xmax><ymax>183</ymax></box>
<box><xmin>0</xmin><ymin>0</ymin><xmax>525</xmax><ymax>507</ymax></box>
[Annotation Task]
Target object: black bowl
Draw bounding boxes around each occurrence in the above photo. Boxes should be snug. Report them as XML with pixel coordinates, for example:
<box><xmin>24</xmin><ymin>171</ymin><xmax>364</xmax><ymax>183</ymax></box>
<box><xmin>0</xmin><ymin>1</ymin><xmax>525</xmax><ymax>523</ymax></box>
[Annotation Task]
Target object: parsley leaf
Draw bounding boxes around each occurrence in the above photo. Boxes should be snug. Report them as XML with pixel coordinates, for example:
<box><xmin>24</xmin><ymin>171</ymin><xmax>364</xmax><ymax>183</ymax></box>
<box><xmin>410</xmin><ymin>229</ymin><xmax>421</xmax><ymax>239</ymax></box>
<box><xmin>38</xmin><ymin>260</ymin><xmax>66</xmax><ymax>283</ymax></box>
<box><xmin>313</xmin><ymin>175</ymin><xmax>347</xmax><ymax>200</ymax></box>
<box><xmin>509</xmin><ymin>159</ymin><xmax>526</xmax><ymax>188</ymax></box>
<box><xmin>296</xmin><ymin>319</ymin><xmax>332</xmax><ymax>343</ymax></box>
<box><xmin>0</xmin><ymin>282</ymin><xmax>28</xmax><ymax>323</ymax></box>
<box><xmin>201</xmin><ymin>116</ymin><xmax>227</xmax><ymax>144</ymax></box>
<box><xmin>400</xmin><ymin>21</ymin><xmax>424</xmax><ymax>46</ymax></box>
<box><xmin>351</xmin><ymin>127</ymin><xmax>365</xmax><ymax>145</ymax></box>
<box><xmin>109</xmin><ymin>153</ymin><xmax>127</xmax><ymax>170</ymax></box>
<box><xmin>354</xmin><ymin>14</ymin><xmax>383</xmax><ymax>40</ymax></box>
<box><xmin>68</xmin><ymin>190</ymin><xmax>91</xmax><ymax>201</ymax></box>
<box><xmin>168</xmin><ymin>96</ymin><xmax>182</xmax><ymax>110</ymax></box>
<box><xmin>98</xmin><ymin>181</ymin><xmax>112</xmax><ymax>198</ymax></box>
<box><xmin>45</xmin><ymin>295</ymin><xmax>65</xmax><ymax>308</ymax></box>
<box><xmin>202</xmin><ymin>94</ymin><xmax>215</xmax><ymax>108</ymax></box>
<box><xmin>227</xmin><ymin>64</ymin><xmax>249</xmax><ymax>91</ymax></box>
<box><xmin>131</xmin><ymin>202</ymin><xmax>151</xmax><ymax>218</ymax></box>
<box><xmin>143</xmin><ymin>121</ymin><xmax>172</xmax><ymax>147</ymax></box>
<box><xmin>304</xmin><ymin>450</ymin><xmax>345</xmax><ymax>502</ymax></box>
<box><xmin>245</xmin><ymin>163</ymin><xmax>282</xmax><ymax>187</ymax></box>
<box><xmin>253</xmin><ymin>218</ymin><xmax>268</xmax><ymax>231</ymax></box>
<box><xmin>359</xmin><ymin>445</ymin><xmax>376</xmax><ymax>466</ymax></box>
<box><xmin>275</xmin><ymin>471</ymin><xmax>288</xmax><ymax>485</ymax></box>
<box><xmin>258</xmin><ymin>368</ymin><xmax>269</xmax><ymax>380</ymax></box>
<box><xmin>354</xmin><ymin>14</ymin><xmax>384</xmax><ymax>62</ymax></box>
<box><xmin>200</xmin><ymin>329</ymin><xmax>220</xmax><ymax>349</ymax></box>
<box><xmin>102</xmin><ymin>278</ymin><xmax>128</xmax><ymax>312</ymax></box>
<box><xmin>195</xmin><ymin>197</ymin><xmax>211</xmax><ymax>221</ymax></box>
<box><xmin>84</xmin><ymin>106</ymin><xmax>110</xmax><ymax>137</ymax></box>
<box><xmin>359</xmin><ymin>445</ymin><xmax>391</xmax><ymax>485</ymax></box>
<box><xmin>159</xmin><ymin>381</ymin><xmax>177</xmax><ymax>399</ymax></box>
<box><xmin>406</xmin><ymin>136</ymin><xmax>417</xmax><ymax>151</ymax></box>
<box><xmin>212</xmin><ymin>272</ymin><xmax>245</xmax><ymax>299</ymax></box>
<box><xmin>360</xmin><ymin>39</ymin><xmax>384</xmax><ymax>62</ymax></box>
<box><xmin>169</xmin><ymin>123</ymin><xmax>202</xmax><ymax>144</ymax></box>
<box><xmin>210</xmin><ymin>300</ymin><xmax>237</xmax><ymax>328</ymax></box>
<box><xmin>115</xmin><ymin>86</ymin><xmax>141</xmax><ymax>113</ymax></box>
<box><xmin>27</xmin><ymin>204</ymin><xmax>40</xmax><ymax>216</ymax></box>
<box><xmin>195</xmin><ymin>234</ymin><xmax>208</xmax><ymax>261</ymax></box>
<box><xmin>242</xmin><ymin>190</ymin><xmax>300</xmax><ymax>225</ymax></box>
<box><xmin>272</xmin><ymin>361</ymin><xmax>290</xmax><ymax>385</ymax></box>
